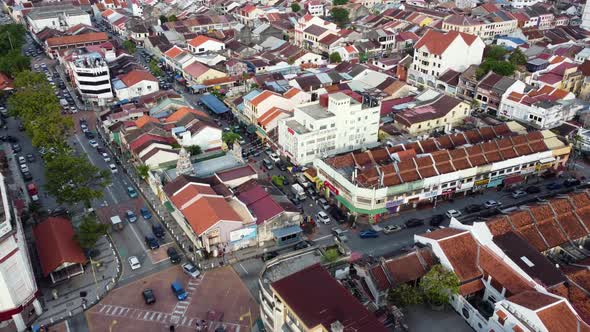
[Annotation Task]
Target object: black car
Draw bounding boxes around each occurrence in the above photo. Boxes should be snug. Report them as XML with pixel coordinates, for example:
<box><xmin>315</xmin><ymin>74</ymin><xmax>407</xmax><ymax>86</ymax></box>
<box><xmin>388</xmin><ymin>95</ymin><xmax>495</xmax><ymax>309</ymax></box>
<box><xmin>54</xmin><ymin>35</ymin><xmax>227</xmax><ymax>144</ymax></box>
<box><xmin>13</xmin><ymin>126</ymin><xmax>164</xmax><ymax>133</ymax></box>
<box><xmin>142</xmin><ymin>289</ymin><xmax>156</xmax><ymax>305</ymax></box>
<box><xmin>464</xmin><ymin>204</ymin><xmax>482</xmax><ymax>213</ymax></box>
<box><xmin>405</xmin><ymin>218</ymin><xmax>424</xmax><ymax>228</ymax></box>
<box><xmin>18</xmin><ymin>124</ymin><xmax>25</xmax><ymax>131</ymax></box>
<box><xmin>563</xmin><ymin>178</ymin><xmax>581</xmax><ymax>188</ymax></box>
<box><xmin>49</xmin><ymin>207</ymin><xmax>69</xmax><ymax>217</ymax></box>
<box><xmin>3</xmin><ymin>136</ymin><xmax>18</xmax><ymax>143</ymax></box>
<box><xmin>26</xmin><ymin>153</ymin><xmax>35</xmax><ymax>162</ymax></box>
<box><xmin>145</xmin><ymin>236</ymin><xmax>159</xmax><ymax>250</ymax></box>
<box><xmin>12</xmin><ymin>144</ymin><xmax>21</xmax><ymax>153</ymax></box>
<box><xmin>329</xmin><ymin>207</ymin><xmax>346</xmax><ymax>224</ymax></box>
<box><xmin>167</xmin><ymin>247</ymin><xmax>181</xmax><ymax>264</ymax></box>
<box><xmin>429</xmin><ymin>214</ymin><xmax>444</xmax><ymax>227</ymax></box>
<box><xmin>152</xmin><ymin>224</ymin><xmax>165</xmax><ymax>238</ymax></box>
<box><xmin>22</xmin><ymin>171</ymin><xmax>32</xmax><ymax>182</ymax></box>
<box><xmin>525</xmin><ymin>186</ymin><xmax>541</xmax><ymax>194</ymax></box>
<box><xmin>276</xmin><ymin>162</ymin><xmax>287</xmax><ymax>171</ymax></box>
<box><xmin>261</xmin><ymin>251</ymin><xmax>278</xmax><ymax>261</ymax></box>
<box><xmin>84</xmin><ymin>131</ymin><xmax>95</xmax><ymax>139</ymax></box>
<box><xmin>294</xmin><ymin>241</ymin><xmax>309</xmax><ymax>250</ymax></box>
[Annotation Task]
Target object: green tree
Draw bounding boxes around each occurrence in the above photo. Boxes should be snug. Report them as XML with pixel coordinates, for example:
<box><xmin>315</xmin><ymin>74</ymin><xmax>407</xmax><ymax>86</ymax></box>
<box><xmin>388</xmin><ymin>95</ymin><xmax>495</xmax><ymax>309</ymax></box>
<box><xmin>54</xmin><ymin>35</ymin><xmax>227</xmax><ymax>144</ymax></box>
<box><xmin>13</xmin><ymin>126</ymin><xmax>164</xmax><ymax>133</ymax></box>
<box><xmin>419</xmin><ymin>264</ymin><xmax>460</xmax><ymax>306</ymax></box>
<box><xmin>159</xmin><ymin>15</ymin><xmax>168</xmax><ymax>23</ymax></box>
<box><xmin>168</xmin><ymin>15</ymin><xmax>178</xmax><ymax>22</ymax></box>
<box><xmin>322</xmin><ymin>248</ymin><xmax>340</xmax><ymax>262</ymax></box>
<box><xmin>387</xmin><ymin>284</ymin><xmax>424</xmax><ymax>307</ymax></box>
<box><xmin>222</xmin><ymin>131</ymin><xmax>241</xmax><ymax>147</ymax></box>
<box><xmin>509</xmin><ymin>48</ymin><xmax>527</xmax><ymax>66</ymax></box>
<box><xmin>0</xmin><ymin>50</ymin><xmax>30</xmax><ymax>76</ymax></box>
<box><xmin>331</xmin><ymin>7</ymin><xmax>349</xmax><ymax>27</ymax></box>
<box><xmin>74</xmin><ymin>214</ymin><xmax>109</xmax><ymax>250</ymax></box>
<box><xmin>485</xmin><ymin>45</ymin><xmax>507</xmax><ymax>61</ymax></box>
<box><xmin>291</xmin><ymin>2</ymin><xmax>301</xmax><ymax>12</ymax></box>
<box><xmin>476</xmin><ymin>59</ymin><xmax>515</xmax><ymax>79</ymax></box>
<box><xmin>329</xmin><ymin>52</ymin><xmax>342</xmax><ymax>63</ymax></box>
<box><xmin>122</xmin><ymin>40</ymin><xmax>136</xmax><ymax>54</ymax></box>
<box><xmin>45</xmin><ymin>154</ymin><xmax>112</xmax><ymax>208</ymax></box>
<box><xmin>149</xmin><ymin>59</ymin><xmax>164</xmax><ymax>77</ymax></box>
<box><xmin>137</xmin><ymin>164</ymin><xmax>150</xmax><ymax>180</ymax></box>
<box><xmin>333</xmin><ymin>0</ymin><xmax>348</xmax><ymax>4</ymax></box>
<box><xmin>0</xmin><ymin>24</ymin><xmax>26</xmax><ymax>54</ymax></box>
<box><xmin>186</xmin><ymin>145</ymin><xmax>202</xmax><ymax>155</ymax></box>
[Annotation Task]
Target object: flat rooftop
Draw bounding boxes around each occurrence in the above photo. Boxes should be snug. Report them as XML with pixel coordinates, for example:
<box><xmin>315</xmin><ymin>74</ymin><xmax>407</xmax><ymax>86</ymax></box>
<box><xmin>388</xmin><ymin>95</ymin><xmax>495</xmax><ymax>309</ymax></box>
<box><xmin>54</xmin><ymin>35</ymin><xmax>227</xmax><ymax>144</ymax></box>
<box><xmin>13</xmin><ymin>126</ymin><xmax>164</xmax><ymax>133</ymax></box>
<box><xmin>298</xmin><ymin>103</ymin><xmax>335</xmax><ymax>120</ymax></box>
<box><xmin>260</xmin><ymin>249</ymin><xmax>322</xmax><ymax>292</ymax></box>
<box><xmin>285</xmin><ymin>119</ymin><xmax>310</xmax><ymax>135</ymax></box>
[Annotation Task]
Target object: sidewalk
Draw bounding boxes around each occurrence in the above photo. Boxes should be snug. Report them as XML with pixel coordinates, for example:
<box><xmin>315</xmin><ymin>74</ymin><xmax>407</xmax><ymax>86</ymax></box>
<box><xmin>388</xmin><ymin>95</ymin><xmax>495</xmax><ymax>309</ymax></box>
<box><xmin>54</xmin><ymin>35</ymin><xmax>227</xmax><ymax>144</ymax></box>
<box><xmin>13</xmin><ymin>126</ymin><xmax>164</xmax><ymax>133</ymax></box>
<box><xmin>33</xmin><ymin>235</ymin><xmax>120</xmax><ymax>327</ymax></box>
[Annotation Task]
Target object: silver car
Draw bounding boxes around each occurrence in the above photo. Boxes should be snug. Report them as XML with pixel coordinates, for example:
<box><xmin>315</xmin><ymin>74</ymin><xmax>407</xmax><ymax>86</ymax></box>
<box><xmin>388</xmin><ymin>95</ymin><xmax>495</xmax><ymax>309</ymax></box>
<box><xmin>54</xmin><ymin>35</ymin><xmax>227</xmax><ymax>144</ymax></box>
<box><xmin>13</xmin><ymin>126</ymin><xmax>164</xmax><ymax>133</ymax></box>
<box><xmin>182</xmin><ymin>262</ymin><xmax>200</xmax><ymax>278</ymax></box>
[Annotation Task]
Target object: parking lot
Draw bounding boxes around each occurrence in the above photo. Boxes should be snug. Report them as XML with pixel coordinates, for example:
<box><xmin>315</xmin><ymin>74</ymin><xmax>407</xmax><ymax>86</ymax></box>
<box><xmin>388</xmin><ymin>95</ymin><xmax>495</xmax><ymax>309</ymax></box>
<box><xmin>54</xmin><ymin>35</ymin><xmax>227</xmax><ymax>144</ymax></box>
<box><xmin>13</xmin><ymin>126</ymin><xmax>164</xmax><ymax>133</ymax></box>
<box><xmin>86</xmin><ymin>265</ymin><xmax>257</xmax><ymax>332</ymax></box>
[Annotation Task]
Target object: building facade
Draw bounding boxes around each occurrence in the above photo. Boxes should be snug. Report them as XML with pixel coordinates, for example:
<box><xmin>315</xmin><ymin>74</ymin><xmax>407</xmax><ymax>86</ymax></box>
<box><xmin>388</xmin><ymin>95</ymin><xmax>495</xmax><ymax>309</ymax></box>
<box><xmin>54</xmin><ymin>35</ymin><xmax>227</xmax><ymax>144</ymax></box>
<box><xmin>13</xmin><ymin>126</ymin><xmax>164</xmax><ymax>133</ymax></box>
<box><xmin>278</xmin><ymin>92</ymin><xmax>380</xmax><ymax>165</ymax></box>
<box><xmin>65</xmin><ymin>51</ymin><xmax>114</xmax><ymax>106</ymax></box>
<box><xmin>26</xmin><ymin>5</ymin><xmax>91</xmax><ymax>33</ymax></box>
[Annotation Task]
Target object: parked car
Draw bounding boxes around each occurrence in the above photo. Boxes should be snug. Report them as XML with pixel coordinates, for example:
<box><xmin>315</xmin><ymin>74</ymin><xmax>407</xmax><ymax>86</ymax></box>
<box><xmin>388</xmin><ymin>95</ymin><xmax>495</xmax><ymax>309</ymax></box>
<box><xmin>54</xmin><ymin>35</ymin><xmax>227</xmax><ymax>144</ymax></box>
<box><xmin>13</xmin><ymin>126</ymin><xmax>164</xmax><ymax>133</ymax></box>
<box><xmin>140</xmin><ymin>207</ymin><xmax>152</xmax><ymax>220</ymax></box>
<box><xmin>316</xmin><ymin>211</ymin><xmax>331</xmax><ymax>224</ymax></box>
<box><xmin>294</xmin><ymin>241</ymin><xmax>309</xmax><ymax>250</ymax></box>
<box><xmin>318</xmin><ymin>198</ymin><xmax>330</xmax><ymax>210</ymax></box>
<box><xmin>405</xmin><ymin>218</ymin><xmax>424</xmax><ymax>228</ymax></box>
<box><xmin>84</xmin><ymin>131</ymin><xmax>95</xmax><ymax>139</ymax></box>
<box><xmin>382</xmin><ymin>225</ymin><xmax>402</xmax><ymax>234</ymax></box>
<box><xmin>262</xmin><ymin>159</ymin><xmax>273</xmax><ymax>170</ymax></box>
<box><xmin>19</xmin><ymin>163</ymin><xmax>29</xmax><ymax>173</ymax></box>
<box><xmin>269</xmin><ymin>153</ymin><xmax>280</xmax><ymax>163</ymax></box>
<box><xmin>182</xmin><ymin>263</ymin><xmax>200</xmax><ymax>278</ymax></box>
<box><xmin>128</xmin><ymin>256</ymin><xmax>141</xmax><ymax>270</ymax></box>
<box><xmin>445</xmin><ymin>209</ymin><xmax>461</xmax><ymax>218</ymax></box>
<box><xmin>127</xmin><ymin>186</ymin><xmax>138</xmax><ymax>198</ymax></box>
<box><xmin>276</xmin><ymin>161</ymin><xmax>287</xmax><ymax>171</ymax></box>
<box><xmin>17</xmin><ymin>156</ymin><xmax>26</xmax><ymax>164</ymax></box>
<box><xmin>563</xmin><ymin>178</ymin><xmax>581</xmax><ymax>187</ymax></box>
<box><xmin>511</xmin><ymin>190</ymin><xmax>527</xmax><ymax>198</ymax></box>
<box><xmin>525</xmin><ymin>186</ymin><xmax>541</xmax><ymax>194</ymax></box>
<box><xmin>26</xmin><ymin>153</ymin><xmax>35</xmax><ymax>162</ymax></box>
<box><xmin>22</xmin><ymin>171</ymin><xmax>32</xmax><ymax>182</ymax></box>
<box><xmin>359</xmin><ymin>229</ymin><xmax>379</xmax><ymax>238</ymax></box>
<box><xmin>331</xmin><ymin>228</ymin><xmax>348</xmax><ymax>242</ymax></box>
<box><xmin>152</xmin><ymin>224</ymin><xmax>165</xmax><ymax>238</ymax></box>
<box><xmin>484</xmin><ymin>200</ymin><xmax>502</xmax><ymax>209</ymax></box>
<box><xmin>125</xmin><ymin>210</ymin><xmax>137</xmax><ymax>223</ymax></box>
<box><xmin>142</xmin><ymin>289</ymin><xmax>156</xmax><ymax>305</ymax></box>
<box><xmin>12</xmin><ymin>144</ymin><xmax>21</xmax><ymax>153</ymax></box>
<box><xmin>261</xmin><ymin>251</ymin><xmax>278</xmax><ymax>261</ymax></box>
<box><xmin>145</xmin><ymin>235</ymin><xmax>159</xmax><ymax>250</ymax></box>
<box><xmin>167</xmin><ymin>247</ymin><xmax>181</xmax><ymax>264</ymax></box>
<box><xmin>89</xmin><ymin>140</ymin><xmax>98</xmax><ymax>148</ymax></box>
<box><xmin>546</xmin><ymin>183</ymin><xmax>562</xmax><ymax>190</ymax></box>
<box><xmin>109</xmin><ymin>164</ymin><xmax>117</xmax><ymax>173</ymax></box>
<box><xmin>170</xmin><ymin>281</ymin><xmax>188</xmax><ymax>301</ymax></box>
<box><xmin>429</xmin><ymin>214</ymin><xmax>444</xmax><ymax>227</ymax></box>
<box><xmin>101</xmin><ymin>152</ymin><xmax>110</xmax><ymax>162</ymax></box>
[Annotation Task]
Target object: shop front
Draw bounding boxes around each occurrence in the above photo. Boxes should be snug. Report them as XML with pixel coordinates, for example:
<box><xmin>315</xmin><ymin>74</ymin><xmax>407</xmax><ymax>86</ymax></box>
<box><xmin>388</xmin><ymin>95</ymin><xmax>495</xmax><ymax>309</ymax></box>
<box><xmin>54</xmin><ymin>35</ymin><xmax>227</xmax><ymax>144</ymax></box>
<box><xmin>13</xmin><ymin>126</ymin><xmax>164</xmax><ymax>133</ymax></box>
<box><xmin>503</xmin><ymin>175</ymin><xmax>524</xmax><ymax>189</ymax></box>
<box><xmin>473</xmin><ymin>178</ymin><xmax>490</xmax><ymax>191</ymax></box>
<box><xmin>334</xmin><ymin>195</ymin><xmax>387</xmax><ymax>224</ymax></box>
<box><xmin>272</xmin><ymin>225</ymin><xmax>303</xmax><ymax>246</ymax></box>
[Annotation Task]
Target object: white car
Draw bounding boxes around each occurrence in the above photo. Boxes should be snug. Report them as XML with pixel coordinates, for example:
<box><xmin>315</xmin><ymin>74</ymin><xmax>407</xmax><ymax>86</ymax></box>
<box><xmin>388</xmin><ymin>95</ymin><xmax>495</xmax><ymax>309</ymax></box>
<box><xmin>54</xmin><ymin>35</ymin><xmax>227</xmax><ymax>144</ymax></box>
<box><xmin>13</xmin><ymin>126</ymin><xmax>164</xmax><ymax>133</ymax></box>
<box><xmin>20</xmin><ymin>164</ymin><xmax>29</xmax><ymax>173</ymax></box>
<box><xmin>128</xmin><ymin>256</ymin><xmax>141</xmax><ymax>270</ymax></box>
<box><xmin>109</xmin><ymin>164</ymin><xmax>117</xmax><ymax>173</ymax></box>
<box><xmin>182</xmin><ymin>262</ymin><xmax>201</xmax><ymax>278</ymax></box>
<box><xmin>446</xmin><ymin>209</ymin><xmax>462</xmax><ymax>218</ymax></box>
<box><xmin>512</xmin><ymin>190</ymin><xmax>527</xmax><ymax>199</ymax></box>
<box><xmin>316</xmin><ymin>211</ymin><xmax>331</xmax><ymax>224</ymax></box>
<box><xmin>101</xmin><ymin>152</ymin><xmax>110</xmax><ymax>162</ymax></box>
<box><xmin>484</xmin><ymin>200</ymin><xmax>502</xmax><ymax>209</ymax></box>
<box><xmin>269</xmin><ymin>153</ymin><xmax>280</xmax><ymax>163</ymax></box>
<box><xmin>382</xmin><ymin>225</ymin><xmax>402</xmax><ymax>234</ymax></box>
<box><xmin>17</xmin><ymin>156</ymin><xmax>26</xmax><ymax>164</ymax></box>
<box><xmin>89</xmin><ymin>140</ymin><xmax>98</xmax><ymax>148</ymax></box>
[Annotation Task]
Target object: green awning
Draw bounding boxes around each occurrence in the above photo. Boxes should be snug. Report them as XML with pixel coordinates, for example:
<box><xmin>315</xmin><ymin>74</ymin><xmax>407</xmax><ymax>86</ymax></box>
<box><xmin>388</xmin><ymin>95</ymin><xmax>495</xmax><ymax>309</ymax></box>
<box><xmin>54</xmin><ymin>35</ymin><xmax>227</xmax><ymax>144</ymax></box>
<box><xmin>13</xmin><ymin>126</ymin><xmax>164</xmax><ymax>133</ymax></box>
<box><xmin>113</xmin><ymin>132</ymin><xmax>121</xmax><ymax>145</ymax></box>
<box><xmin>164</xmin><ymin>201</ymin><xmax>174</xmax><ymax>212</ymax></box>
<box><xmin>335</xmin><ymin>195</ymin><xmax>387</xmax><ymax>215</ymax></box>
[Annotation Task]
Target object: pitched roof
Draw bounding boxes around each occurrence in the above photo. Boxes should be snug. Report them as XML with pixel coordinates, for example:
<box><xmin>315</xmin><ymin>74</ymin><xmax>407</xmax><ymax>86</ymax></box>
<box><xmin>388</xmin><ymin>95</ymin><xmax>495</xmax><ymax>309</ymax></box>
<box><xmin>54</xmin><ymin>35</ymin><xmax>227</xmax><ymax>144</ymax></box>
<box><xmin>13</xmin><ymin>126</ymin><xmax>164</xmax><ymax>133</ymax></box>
<box><xmin>165</xmin><ymin>107</ymin><xmax>210</xmax><ymax>123</ymax></box>
<box><xmin>216</xmin><ymin>164</ymin><xmax>257</xmax><ymax>182</ymax></box>
<box><xmin>236</xmin><ymin>185</ymin><xmax>284</xmax><ymax>225</ymax></box>
<box><xmin>164</xmin><ymin>45</ymin><xmax>184</xmax><ymax>58</ymax></box>
<box><xmin>135</xmin><ymin>115</ymin><xmax>159</xmax><ymax>128</ymax></box>
<box><xmin>272</xmin><ymin>264</ymin><xmax>389</xmax><ymax>332</ymax></box>
<box><xmin>188</xmin><ymin>35</ymin><xmax>223</xmax><ymax>48</ymax></box>
<box><xmin>183</xmin><ymin>61</ymin><xmax>210</xmax><ymax>78</ymax></box>
<box><xmin>170</xmin><ymin>183</ymin><xmax>217</xmax><ymax>209</ymax></box>
<box><xmin>180</xmin><ymin>196</ymin><xmax>242</xmax><ymax>235</ymax></box>
<box><xmin>414</xmin><ymin>30</ymin><xmax>479</xmax><ymax>56</ymax></box>
<box><xmin>33</xmin><ymin>217</ymin><xmax>87</xmax><ymax>276</ymax></box>
<box><xmin>118</xmin><ymin>70</ymin><xmax>157</xmax><ymax>87</ymax></box>
<box><xmin>249</xmin><ymin>90</ymin><xmax>279</xmax><ymax>107</ymax></box>
<box><xmin>46</xmin><ymin>32</ymin><xmax>109</xmax><ymax>47</ymax></box>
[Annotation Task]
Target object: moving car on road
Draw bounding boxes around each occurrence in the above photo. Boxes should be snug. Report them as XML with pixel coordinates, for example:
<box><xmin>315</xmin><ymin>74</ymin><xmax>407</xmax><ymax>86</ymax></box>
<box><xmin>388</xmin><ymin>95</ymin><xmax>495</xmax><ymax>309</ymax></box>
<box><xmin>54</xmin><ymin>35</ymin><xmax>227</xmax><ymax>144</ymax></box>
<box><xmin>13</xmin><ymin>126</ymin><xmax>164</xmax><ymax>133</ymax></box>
<box><xmin>331</xmin><ymin>228</ymin><xmax>348</xmax><ymax>242</ymax></box>
<box><xmin>125</xmin><ymin>210</ymin><xmax>137</xmax><ymax>223</ymax></box>
<box><xmin>182</xmin><ymin>263</ymin><xmax>200</xmax><ymax>278</ymax></box>
<box><xmin>316</xmin><ymin>211</ymin><xmax>331</xmax><ymax>224</ymax></box>
<box><xmin>382</xmin><ymin>225</ymin><xmax>402</xmax><ymax>234</ymax></box>
<box><xmin>563</xmin><ymin>178</ymin><xmax>581</xmax><ymax>188</ymax></box>
<box><xmin>170</xmin><ymin>281</ymin><xmax>188</xmax><ymax>301</ymax></box>
<box><xmin>359</xmin><ymin>229</ymin><xmax>379</xmax><ymax>238</ymax></box>
<box><xmin>525</xmin><ymin>186</ymin><xmax>541</xmax><ymax>194</ymax></box>
<box><xmin>484</xmin><ymin>200</ymin><xmax>502</xmax><ymax>209</ymax></box>
<box><xmin>546</xmin><ymin>183</ymin><xmax>562</xmax><ymax>190</ymax></box>
<box><xmin>127</xmin><ymin>186</ymin><xmax>138</xmax><ymax>198</ymax></box>
<box><xmin>511</xmin><ymin>190</ymin><xmax>527</xmax><ymax>198</ymax></box>
<box><xmin>445</xmin><ymin>210</ymin><xmax>461</xmax><ymax>218</ymax></box>
<box><xmin>128</xmin><ymin>256</ymin><xmax>141</xmax><ymax>270</ymax></box>
<box><xmin>404</xmin><ymin>218</ymin><xmax>424</xmax><ymax>228</ymax></box>
<box><xmin>140</xmin><ymin>207</ymin><xmax>152</xmax><ymax>220</ymax></box>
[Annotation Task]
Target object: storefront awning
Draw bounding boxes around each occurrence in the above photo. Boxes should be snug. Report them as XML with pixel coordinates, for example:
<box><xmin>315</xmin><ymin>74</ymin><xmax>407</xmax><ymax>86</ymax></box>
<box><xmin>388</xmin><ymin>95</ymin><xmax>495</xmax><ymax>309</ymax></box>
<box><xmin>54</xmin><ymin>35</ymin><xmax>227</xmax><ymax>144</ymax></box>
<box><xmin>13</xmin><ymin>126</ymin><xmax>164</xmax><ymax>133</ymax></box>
<box><xmin>540</xmin><ymin>157</ymin><xmax>556</xmax><ymax>164</ymax></box>
<box><xmin>272</xmin><ymin>225</ymin><xmax>302</xmax><ymax>238</ymax></box>
<box><xmin>191</xmin><ymin>84</ymin><xmax>206</xmax><ymax>91</ymax></box>
<box><xmin>200</xmin><ymin>94</ymin><xmax>229</xmax><ymax>114</ymax></box>
<box><xmin>164</xmin><ymin>201</ymin><xmax>175</xmax><ymax>213</ymax></box>
<box><xmin>335</xmin><ymin>195</ymin><xmax>387</xmax><ymax>216</ymax></box>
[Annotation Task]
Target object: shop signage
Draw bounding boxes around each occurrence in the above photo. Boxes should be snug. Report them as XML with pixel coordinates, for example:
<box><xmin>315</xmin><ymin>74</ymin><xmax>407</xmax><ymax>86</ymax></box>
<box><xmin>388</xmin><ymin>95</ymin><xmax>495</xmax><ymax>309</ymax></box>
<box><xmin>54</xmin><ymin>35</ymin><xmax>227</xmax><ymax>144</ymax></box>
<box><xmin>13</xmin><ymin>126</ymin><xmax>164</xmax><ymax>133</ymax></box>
<box><xmin>520</xmin><ymin>167</ymin><xmax>536</xmax><ymax>175</ymax></box>
<box><xmin>423</xmin><ymin>190</ymin><xmax>438</xmax><ymax>198</ymax></box>
<box><xmin>536</xmin><ymin>163</ymin><xmax>553</xmax><ymax>171</ymax></box>
<box><xmin>487</xmin><ymin>177</ymin><xmax>504</xmax><ymax>188</ymax></box>
<box><xmin>323</xmin><ymin>180</ymin><xmax>339</xmax><ymax>195</ymax></box>
<box><xmin>386</xmin><ymin>199</ymin><xmax>404</xmax><ymax>208</ymax></box>
<box><xmin>474</xmin><ymin>179</ymin><xmax>490</xmax><ymax>186</ymax></box>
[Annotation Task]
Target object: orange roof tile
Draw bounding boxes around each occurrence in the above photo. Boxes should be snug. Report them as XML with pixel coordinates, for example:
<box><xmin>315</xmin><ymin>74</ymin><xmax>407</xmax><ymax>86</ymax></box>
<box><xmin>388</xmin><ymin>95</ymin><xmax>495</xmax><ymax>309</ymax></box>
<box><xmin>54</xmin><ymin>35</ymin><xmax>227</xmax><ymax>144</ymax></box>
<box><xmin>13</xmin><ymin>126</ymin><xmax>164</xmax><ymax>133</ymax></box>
<box><xmin>181</xmin><ymin>196</ymin><xmax>242</xmax><ymax>235</ymax></box>
<box><xmin>437</xmin><ymin>231</ymin><xmax>481</xmax><ymax>282</ymax></box>
<box><xmin>414</xmin><ymin>30</ymin><xmax>478</xmax><ymax>56</ymax></box>
<box><xmin>258</xmin><ymin>107</ymin><xmax>288</xmax><ymax>127</ymax></box>
<box><xmin>284</xmin><ymin>87</ymin><xmax>302</xmax><ymax>99</ymax></box>
<box><xmin>188</xmin><ymin>35</ymin><xmax>222</xmax><ymax>48</ymax></box>
<box><xmin>164</xmin><ymin>45</ymin><xmax>184</xmax><ymax>58</ymax></box>
<box><xmin>119</xmin><ymin>70</ymin><xmax>157</xmax><ymax>87</ymax></box>
<box><xmin>46</xmin><ymin>32</ymin><xmax>109</xmax><ymax>47</ymax></box>
<box><xmin>135</xmin><ymin>115</ymin><xmax>159</xmax><ymax>128</ymax></box>
<box><xmin>165</xmin><ymin>107</ymin><xmax>210</xmax><ymax>123</ymax></box>
<box><xmin>249</xmin><ymin>90</ymin><xmax>278</xmax><ymax>107</ymax></box>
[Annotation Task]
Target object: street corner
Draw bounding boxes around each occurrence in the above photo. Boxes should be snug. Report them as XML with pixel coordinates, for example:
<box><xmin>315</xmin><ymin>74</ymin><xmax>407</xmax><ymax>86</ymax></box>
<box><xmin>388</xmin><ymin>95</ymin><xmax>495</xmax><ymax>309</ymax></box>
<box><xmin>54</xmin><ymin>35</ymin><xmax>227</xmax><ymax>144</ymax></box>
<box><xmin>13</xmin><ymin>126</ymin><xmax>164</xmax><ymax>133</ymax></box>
<box><xmin>147</xmin><ymin>241</ymin><xmax>175</xmax><ymax>264</ymax></box>
<box><xmin>96</xmin><ymin>198</ymin><xmax>144</xmax><ymax>224</ymax></box>
<box><xmin>86</xmin><ymin>265</ymin><xmax>254</xmax><ymax>332</ymax></box>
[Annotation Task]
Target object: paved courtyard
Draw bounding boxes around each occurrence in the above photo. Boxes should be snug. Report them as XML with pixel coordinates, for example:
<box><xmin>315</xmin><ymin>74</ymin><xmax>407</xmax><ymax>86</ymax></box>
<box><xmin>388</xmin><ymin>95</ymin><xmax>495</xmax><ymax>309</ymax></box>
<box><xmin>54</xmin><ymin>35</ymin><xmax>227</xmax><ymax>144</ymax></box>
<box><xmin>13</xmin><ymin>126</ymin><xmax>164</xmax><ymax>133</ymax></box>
<box><xmin>405</xmin><ymin>305</ymin><xmax>472</xmax><ymax>332</ymax></box>
<box><xmin>86</xmin><ymin>265</ymin><xmax>258</xmax><ymax>332</ymax></box>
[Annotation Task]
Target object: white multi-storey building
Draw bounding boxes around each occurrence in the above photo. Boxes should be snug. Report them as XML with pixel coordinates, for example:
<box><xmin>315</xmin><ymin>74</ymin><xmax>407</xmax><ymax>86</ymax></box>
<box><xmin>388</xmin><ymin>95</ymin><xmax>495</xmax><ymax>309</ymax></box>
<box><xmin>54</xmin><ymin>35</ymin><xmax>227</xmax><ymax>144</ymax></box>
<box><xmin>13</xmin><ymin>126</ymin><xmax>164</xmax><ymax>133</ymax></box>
<box><xmin>582</xmin><ymin>3</ymin><xmax>590</xmax><ymax>30</ymax></box>
<box><xmin>0</xmin><ymin>174</ymin><xmax>43</xmax><ymax>332</ymax></box>
<box><xmin>408</xmin><ymin>30</ymin><xmax>485</xmax><ymax>88</ymax></box>
<box><xmin>278</xmin><ymin>92</ymin><xmax>380</xmax><ymax>165</ymax></box>
<box><xmin>293</xmin><ymin>14</ymin><xmax>339</xmax><ymax>49</ymax></box>
<box><xmin>66</xmin><ymin>51</ymin><xmax>114</xmax><ymax>106</ymax></box>
<box><xmin>26</xmin><ymin>4</ymin><xmax>92</xmax><ymax>33</ymax></box>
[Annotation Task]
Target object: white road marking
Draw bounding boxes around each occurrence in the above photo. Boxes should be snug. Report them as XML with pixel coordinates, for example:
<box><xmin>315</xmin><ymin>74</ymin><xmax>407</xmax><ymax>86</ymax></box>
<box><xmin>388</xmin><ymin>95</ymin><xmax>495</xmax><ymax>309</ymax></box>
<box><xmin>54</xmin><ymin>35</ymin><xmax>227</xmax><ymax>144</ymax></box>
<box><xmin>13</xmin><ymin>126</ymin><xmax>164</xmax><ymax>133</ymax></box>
<box><xmin>74</xmin><ymin>135</ymin><xmax>94</xmax><ymax>165</ymax></box>
<box><xmin>239</xmin><ymin>263</ymin><xmax>248</xmax><ymax>274</ymax></box>
<box><xmin>128</xmin><ymin>223</ymin><xmax>148</xmax><ymax>251</ymax></box>
<box><xmin>312</xmin><ymin>234</ymin><xmax>332</xmax><ymax>241</ymax></box>
<box><xmin>65</xmin><ymin>320</ymin><xmax>70</xmax><ymax>332</ymax></box>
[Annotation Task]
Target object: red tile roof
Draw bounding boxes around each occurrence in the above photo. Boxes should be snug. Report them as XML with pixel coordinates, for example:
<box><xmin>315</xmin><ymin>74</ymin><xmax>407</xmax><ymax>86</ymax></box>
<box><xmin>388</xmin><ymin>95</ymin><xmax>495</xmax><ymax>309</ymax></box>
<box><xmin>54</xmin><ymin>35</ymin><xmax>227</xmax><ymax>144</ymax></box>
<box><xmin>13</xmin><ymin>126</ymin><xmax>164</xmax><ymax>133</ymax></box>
<box><xmin>434</xmin><ymin>230</ymin><xmax>481</xmax><ymax>282</ymax></box>
<box><xmin>118</xmin><ymin>70</ymin><xmax>157</xmax><ymax>87</ymax></box>
<box><xmin>171</xmin><ymin>183</ymin><xmax>216</xmax><ymax>209</ymax></box>
<box><xmin>33</xmin><ymin>217</ymin><xmax>87</xmax><ymax>276</ymax></box>
<box><xmin>216</xmin><ymin>164</ymin><xmax>257</xmax><ymax>182</ymax></box>
<box><xmin>188</xmin><ymin>35</ymin><xmax>222</xmax><ymax>48</ymax></box>
<box><xmin>236</xmin><ymin>185</ymin><xmax>284</xmax><ymax>225</ymax></box>
<box><xmin>180</xmin><ymin>196</ymin><xmax>242</xmax><ymax>235</ymax></box>
<box><xmin>383</xmin><ymin>249</ymin><xmax>434</xmax><ymax>284</ymax></box>
<box><xmin>507</xmin><ymin>291</ymin><xmax>560</xmax><ymax>310</ymax></box>
<box><xmin>46</xmin><ymin>32</ymin><xmax>109</xmax><ymax>47</ymax></box>
<box><xmin>271</xmin><ymin>264</ymin><xmax>389</xmax><ymax>332</ymax></box>
<box><xmin>414</xmin><ymin>30</ymin><xmax>479</xmax><ymax>56</ymax></box>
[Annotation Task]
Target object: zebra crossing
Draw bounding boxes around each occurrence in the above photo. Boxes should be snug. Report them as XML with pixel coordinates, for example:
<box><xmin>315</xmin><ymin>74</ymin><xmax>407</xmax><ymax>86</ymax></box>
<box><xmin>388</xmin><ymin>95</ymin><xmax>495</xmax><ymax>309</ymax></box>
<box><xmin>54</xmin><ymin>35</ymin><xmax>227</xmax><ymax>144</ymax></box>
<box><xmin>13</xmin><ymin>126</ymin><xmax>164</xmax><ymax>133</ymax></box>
<box><xmin>95</xmin><ymin>304</ymin><xmax>244</xmax><ymax>330</ymax></box>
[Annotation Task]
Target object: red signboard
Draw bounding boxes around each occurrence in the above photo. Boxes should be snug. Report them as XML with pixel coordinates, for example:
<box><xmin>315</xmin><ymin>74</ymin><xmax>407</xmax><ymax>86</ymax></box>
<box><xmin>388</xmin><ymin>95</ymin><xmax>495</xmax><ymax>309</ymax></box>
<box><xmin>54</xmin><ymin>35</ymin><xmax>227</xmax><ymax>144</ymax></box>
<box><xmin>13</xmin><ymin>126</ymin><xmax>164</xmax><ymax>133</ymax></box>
<box><xmin>324</xmin><ymin>180</ymin><xmax>339</xmax><ymax>195</ymax></box>
<box><xmin>287</xmin><ymin>128</ymin><xmax>295</xmax><ymax>135</ymax></box>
